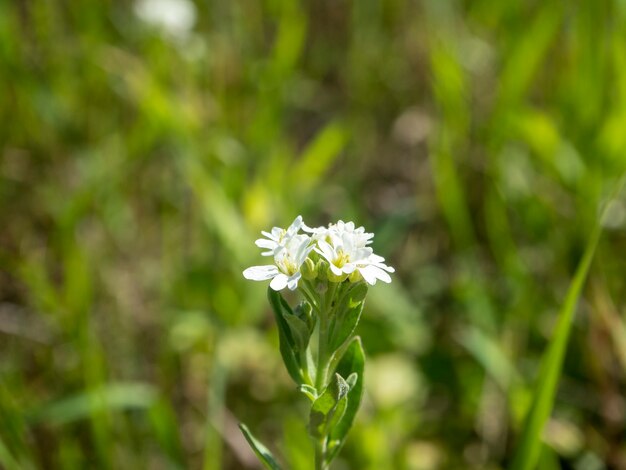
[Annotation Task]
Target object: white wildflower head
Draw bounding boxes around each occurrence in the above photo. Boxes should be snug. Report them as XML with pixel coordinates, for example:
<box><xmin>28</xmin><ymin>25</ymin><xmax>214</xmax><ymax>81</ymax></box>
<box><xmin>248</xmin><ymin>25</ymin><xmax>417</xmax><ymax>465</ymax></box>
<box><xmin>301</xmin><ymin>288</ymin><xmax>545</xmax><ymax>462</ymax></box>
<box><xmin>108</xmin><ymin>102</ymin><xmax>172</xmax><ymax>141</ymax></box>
<box><xmin>315</xmin><ymin>231</ymin><xmax>394</xmax><ymax>285</ymax></box>
<box><xmin>255</xmin><ymin>215</ymin><xmax>304</xmax><ymax>256</ymax></box>
<box><xmin>244</xmin><ymin>215</ymin><xmax>394</xmax><ymax>289</ymax></box>
<box><xmin>244</xmin><ymin>233</ymin><xmax>312</xmax><ymax>291</ymax></box>
<box><xmin>304</xmin><ymin>220</ymin><xmax>374</xmax><ymax>248</ymax></box>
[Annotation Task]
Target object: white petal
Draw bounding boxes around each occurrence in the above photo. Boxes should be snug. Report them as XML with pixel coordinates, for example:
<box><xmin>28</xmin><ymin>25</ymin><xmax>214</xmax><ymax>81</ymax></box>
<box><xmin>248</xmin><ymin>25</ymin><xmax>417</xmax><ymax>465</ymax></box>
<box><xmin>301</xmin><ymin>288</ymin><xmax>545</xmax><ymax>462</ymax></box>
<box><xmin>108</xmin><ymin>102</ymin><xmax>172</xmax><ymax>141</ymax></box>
<box><xmin>270</xmin><ymin>273</ymin><xmax>289</xmax><ymax>291</ymax></box>
<box><xmin>243</xmin><ymin>265</ymin><xmax>279</xmax><ymax>281</ymax></box>
<box><xmin>316</xmin><ymin>239</ymin><xmax>335</xmax><ymax>261</ymax></box>
<box><xmin>261</xmin><ymin>230</ymin><xmax>278</xmax><ymax>241</ymax></box>
<box><xmin>368</xmin><ymin>254</ymin><xmax>385</xmax><ymax>263</ymax></box>
<box><xmin>371</xmin><ymin>260</ymin><xmax>395</xmax><ymax>272</ymax></box>
<box><xmin>359</xmin><ymin>265</ymin><xmax>378</xmax><ymax>285</ymax></box>
<box><xmin>294</xmin><ymin>237</ymin><xmax>311</xmax><ymax>261</ymax></box>
<box><xmin>286</xmin><ymin>272</ymin><xmax>302</xmax><ymax>290</ymax></box>
<box><xmin>329</xmin><ymin>262</ymin><xmax>343</xmax><ymax>276</ymax></box>
<box><xmin>363</xmin><ymin>265</ymin><xmax>392</xmax><ymax>283</ymax></box>
<box><xmin>343</xmin><ymin>263</ymin><xmax>356</xmax><ymax>274</ymax></box>
<box><xmin>255</xmin><ymin>239</ymin><xmax>277</xmax><ymax>249</ymax></box>
<box><xmin>356</xmin><ymin>247</ymin><xmax>373</xmax><ymax>260</ymax></box>
<box><xmin>287</xmin><ymin>215</ymin><xmax>303</xmax><ymax>234</ymax></box>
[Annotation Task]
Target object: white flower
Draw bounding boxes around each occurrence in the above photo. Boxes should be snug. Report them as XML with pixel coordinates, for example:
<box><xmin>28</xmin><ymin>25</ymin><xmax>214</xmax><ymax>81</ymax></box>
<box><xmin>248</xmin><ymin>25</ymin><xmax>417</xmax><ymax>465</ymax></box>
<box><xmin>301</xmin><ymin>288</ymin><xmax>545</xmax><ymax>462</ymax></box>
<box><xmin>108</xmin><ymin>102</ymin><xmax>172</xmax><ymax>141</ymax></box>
<box><xmin>134</xmin><ymin>0</ymin><xmax>196</xmax><ymax>38</ymax></box>
<box><xmin>243</xmin><ymin>234</ymin><xmax>313</xmax><ymax>291</ymax></box>
<box><xmin>255</xmin><ymin>215</ymin><xmax>304</xmax><ymax>256</ymax></box>
<box><xmin>315</xmin><ymin>231</ymin><xmax>394</xmax><ymax>285</ymax></box>
<box><xmin>358</xmin><ymin>253</ymin><xmax>395</xmax><ymax>285</ymax></box>
<box><xmin>330</xmin><ymin>220</ymin><xmax>374</xmax><ymax>248</ymax></box>
<box><xmin>304</xmin><ymin>219</ymin><xmax>374</xmax><ymax>248</ymax></box>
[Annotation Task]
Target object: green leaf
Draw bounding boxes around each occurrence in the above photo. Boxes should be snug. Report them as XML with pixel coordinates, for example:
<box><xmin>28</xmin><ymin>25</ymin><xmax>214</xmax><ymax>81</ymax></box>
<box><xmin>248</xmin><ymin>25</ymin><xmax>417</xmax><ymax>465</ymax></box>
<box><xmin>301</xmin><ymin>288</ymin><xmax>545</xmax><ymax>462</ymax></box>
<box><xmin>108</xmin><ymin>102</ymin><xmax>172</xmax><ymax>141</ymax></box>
<box><xmin>327</xmin><ymin>337</ymin><xmax>365</xmax><ymax>463</ymax></box>
<box><xmin>344</xmin><ymin>282</ymin><xmax>368</xmax><ymax>304</ymax></box>
<box><xmin>239</xmin><ymin>423</ymin><xmax>282</xmax><ymax>470</ymax></box>
<box><xmin>345</xmin><ymin>372</ymin><xmax>358</xmax><ymax>389</ymax></box>
<box><xmin>283</xmin><ymin>313</ymin><xmax>311</xmax><ymax>352</ymax></box>
<box><xmin>329</xmin><ymin>302</ymin><xmax>364</xmax><ymax>351</ymax></box>
<box><xmin>510</xmin><ymin>223</ymin><xmax>601</xmax><ymax>470</ymax></box>
<box><xmin>329</xmin><ymin>283</ymin><xmax>368</xmax><ymax>351</ymax></box>
<box><xmin>268</xmin><ymin>288</ymin><xmax>303</xmax><ymax>384</ymax></box>
<box><xmin>298</xmin><ymin>384</ymin><xmax>318</xmax><ymax>402</ymax></box>
<box><xmin>308</xmin><ymin>374</ymin><xmax>350</xmax><ymax>439</ymax></box>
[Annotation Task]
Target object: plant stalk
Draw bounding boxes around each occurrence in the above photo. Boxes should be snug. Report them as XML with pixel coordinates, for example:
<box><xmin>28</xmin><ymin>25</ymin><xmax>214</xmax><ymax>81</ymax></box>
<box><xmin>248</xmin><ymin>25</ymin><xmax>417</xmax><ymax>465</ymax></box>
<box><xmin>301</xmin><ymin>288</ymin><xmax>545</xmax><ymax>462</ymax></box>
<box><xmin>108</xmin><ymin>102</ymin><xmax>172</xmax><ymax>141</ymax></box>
<box><xmin>314</xmin><ymin>282</ymin><xmax>338</xmax><ymax>470</ymax></box>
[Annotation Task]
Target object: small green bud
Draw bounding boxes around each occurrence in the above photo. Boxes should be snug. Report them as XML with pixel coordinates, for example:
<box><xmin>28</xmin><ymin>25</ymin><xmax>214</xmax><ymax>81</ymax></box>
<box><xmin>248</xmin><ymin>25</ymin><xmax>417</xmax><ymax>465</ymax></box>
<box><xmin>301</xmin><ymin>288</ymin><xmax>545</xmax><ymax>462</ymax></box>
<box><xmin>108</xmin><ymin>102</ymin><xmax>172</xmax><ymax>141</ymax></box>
<box><xmin>316</xmin><ymin>259</ymin><xmax>329</xmax><ymax>280</ymax></box>
<box><xmin>348</xmin><ymin>270</ymin><xmax>363</xmax><ymax>283</ymax></box>
<box><xmin>301</xmin><ymin>257</ymin><xmax>318</xmax><ymax>280</ymax></box>
<box><xmin>294</xmin><ymin>301</ymin><xmax>314</xmax><ymax>331</ymax></box>
<box><xmin>327</xmin><ymin>270</ymin><xmax>348</xmax><ymax>283</ymax></box>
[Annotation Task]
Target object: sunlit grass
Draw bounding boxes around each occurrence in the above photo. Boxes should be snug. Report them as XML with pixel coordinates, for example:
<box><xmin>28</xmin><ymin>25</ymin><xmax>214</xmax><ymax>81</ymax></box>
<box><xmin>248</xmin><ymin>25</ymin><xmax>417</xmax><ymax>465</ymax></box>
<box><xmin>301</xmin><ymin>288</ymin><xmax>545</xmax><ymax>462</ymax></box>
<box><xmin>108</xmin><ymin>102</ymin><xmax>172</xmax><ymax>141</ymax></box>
<box><xmin>2</xmin><ymin>0</ymin><xmax>626</xmax><ymax>468</ymax></box>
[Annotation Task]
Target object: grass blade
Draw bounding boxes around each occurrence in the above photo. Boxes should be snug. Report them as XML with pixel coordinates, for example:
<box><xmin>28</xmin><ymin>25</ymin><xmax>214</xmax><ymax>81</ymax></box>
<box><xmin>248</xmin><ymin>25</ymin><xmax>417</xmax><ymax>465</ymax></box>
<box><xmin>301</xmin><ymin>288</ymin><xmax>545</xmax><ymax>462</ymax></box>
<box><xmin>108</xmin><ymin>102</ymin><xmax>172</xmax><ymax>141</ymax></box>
<box><xmin>28</xmin><ymin>382</ymin><xmax>158</xmax><ymax>426</ymax></box>
<box><xmin>510</xmin><ymin>223</ymin><xmax>601</xmax><ymax>470</ymax></box>
<box><xmin>0</xmin><ymin>436</ymin><xmax>21</xmax><ymax>470</ymax></box>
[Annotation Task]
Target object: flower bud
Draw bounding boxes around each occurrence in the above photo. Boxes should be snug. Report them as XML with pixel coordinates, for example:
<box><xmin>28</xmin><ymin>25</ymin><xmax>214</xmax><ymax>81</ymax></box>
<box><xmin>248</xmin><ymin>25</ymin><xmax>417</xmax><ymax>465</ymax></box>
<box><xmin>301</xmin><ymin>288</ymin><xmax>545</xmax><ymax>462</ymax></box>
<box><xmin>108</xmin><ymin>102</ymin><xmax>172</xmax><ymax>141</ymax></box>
<box><xmin>348</xmin><ymin>270</ymin><xmax>363</xmax><ymax>283</ymax></box>
<box><xmin>294</xmin><ymin>301</ymin><xmax>314</xmax><ymax>331</ymax></box>
<box><xmin>316</xmin><ymin>259</ymin><xmax>329</xmax><ymax>280</ymax></box>
<box><xmin>328</xmin><ymin>270</ymin><xmax>348</xmax><ymax>283</ymax></box>
<box><xmin>301</xmin><ymin>257</ymin><xmax>318</xmax><ymax>280</ymax></box>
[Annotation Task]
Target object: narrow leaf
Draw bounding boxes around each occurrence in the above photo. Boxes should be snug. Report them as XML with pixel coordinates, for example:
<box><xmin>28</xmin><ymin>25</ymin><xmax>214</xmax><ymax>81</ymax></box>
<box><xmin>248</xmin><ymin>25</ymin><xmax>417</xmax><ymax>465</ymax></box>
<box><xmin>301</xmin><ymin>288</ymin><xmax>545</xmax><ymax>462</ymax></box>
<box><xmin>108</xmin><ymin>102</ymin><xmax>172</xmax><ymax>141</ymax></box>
<box><xmin>239</xmin><ymin>423</ymin><xmax>282</xmax><ymax>470</ymax></box>
<box><xmin>283</xmin><ymin>313</ymin><xmax>311</xmax><ymax>352</ymax></box>
<box><xmin>308</xmin><ymin>374</ymin><xmax>349</xmax><ymax>439</ymax></box>
<box><xmin>329</xmin><ymin>302</ymin><xmax>363</xmax><ymax>351</ymax></box>
<box><xmin>510</xmin><ymin>224</ymin><xmax>601</xmax><ymax>470</ymax></box>
<box><xmin>268</xmin><ymin>288</ymin><xmax>303</xmax><ymax>384</ymax></box>
<box><xmin>28</xmin><ymin>382</ymin><xmax>157</xmax><ymax>426</ymax></box>
<box><xmin>298</xmin><ymin>384</ymin><xmax>318</xmax><ymax>402</ymax></box>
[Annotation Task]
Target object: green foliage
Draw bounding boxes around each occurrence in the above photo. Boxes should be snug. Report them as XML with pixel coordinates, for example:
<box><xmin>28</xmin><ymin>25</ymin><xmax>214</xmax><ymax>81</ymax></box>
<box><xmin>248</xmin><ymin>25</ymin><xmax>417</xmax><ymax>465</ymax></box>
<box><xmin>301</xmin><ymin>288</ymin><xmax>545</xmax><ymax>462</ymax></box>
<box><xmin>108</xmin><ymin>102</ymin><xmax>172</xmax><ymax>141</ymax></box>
<box><xmin>239</xmin><ymin>424</ymin><xmax>282</xmax><ymax>470</ymax></box>
<box><xmin>308</xmin><ymin>374</ymin><xmax>350</xmax><ymax>439</ymax></box>
<box><xmin>328</xmin><ymin>338</ymin><xmax>365</xmax><ymax>463</ymax></box>
<box><xmin>511</xmin><ymin>223</ymin><xmax>602</xmax><ymax>470</ymax></box>
<box><xmin>268</xmin><ymin>288</ymin><xmax>307</xmax><ymax>385</ymax></box>
<box><xmin>328</xmin><ymin>284</ymin><xmax>367</xmax><ymax>351</ymax></box>
<box><xmin>2</xmin><ymin>0</ymin><xmax>626</xmax><ymax>468</ymax></box>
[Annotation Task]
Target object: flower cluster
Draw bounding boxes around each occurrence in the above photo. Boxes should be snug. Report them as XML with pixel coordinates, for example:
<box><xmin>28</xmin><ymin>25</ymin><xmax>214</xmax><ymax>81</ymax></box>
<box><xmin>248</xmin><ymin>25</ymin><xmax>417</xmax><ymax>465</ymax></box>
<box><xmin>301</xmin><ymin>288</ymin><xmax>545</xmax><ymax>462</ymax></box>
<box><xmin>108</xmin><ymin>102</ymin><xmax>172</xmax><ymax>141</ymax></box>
<box><xmin>243</xmin><ymin>216</ymin><xmax>394</xmax><ymax>290</ymax></box>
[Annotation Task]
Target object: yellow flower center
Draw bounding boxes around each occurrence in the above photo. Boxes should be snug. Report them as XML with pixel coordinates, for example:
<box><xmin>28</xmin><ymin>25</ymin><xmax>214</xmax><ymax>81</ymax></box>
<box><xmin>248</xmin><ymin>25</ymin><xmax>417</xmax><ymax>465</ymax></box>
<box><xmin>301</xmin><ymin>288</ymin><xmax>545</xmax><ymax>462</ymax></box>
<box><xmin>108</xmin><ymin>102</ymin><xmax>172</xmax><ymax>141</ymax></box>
<box><xmin>278</xmin><ymin>256</ymin><xmax>298</xmax><ymax>276</ymax></box>
<box><xmin>334</xmin><ymin>249</ymin><xmax>351</xmax><ymax>268</ymax></box>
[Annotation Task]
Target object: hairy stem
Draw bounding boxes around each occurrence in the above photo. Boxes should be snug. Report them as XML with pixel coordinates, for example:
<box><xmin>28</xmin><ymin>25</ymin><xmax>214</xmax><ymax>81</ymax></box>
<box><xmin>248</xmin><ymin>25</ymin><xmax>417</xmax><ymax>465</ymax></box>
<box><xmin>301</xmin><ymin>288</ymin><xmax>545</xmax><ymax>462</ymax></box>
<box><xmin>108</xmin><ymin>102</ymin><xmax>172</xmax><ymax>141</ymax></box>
<box><xmin>313</xmin><ymin>282</ymin><xmax>339</xmax><ymax>470</ymax></box>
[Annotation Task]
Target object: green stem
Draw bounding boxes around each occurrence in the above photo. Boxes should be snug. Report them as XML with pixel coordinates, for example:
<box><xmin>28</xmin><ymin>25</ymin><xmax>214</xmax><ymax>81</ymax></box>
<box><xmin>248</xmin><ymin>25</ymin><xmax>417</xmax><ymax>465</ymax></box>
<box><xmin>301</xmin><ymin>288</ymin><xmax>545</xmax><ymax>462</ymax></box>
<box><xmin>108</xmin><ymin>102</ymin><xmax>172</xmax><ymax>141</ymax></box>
<box><xmin>315</xmin><ymin>303</ymin><xmax>329</xmax><ymax>391</ymax></box>
<box><xmin>315</xmin><ymin>438</ymin><xmax>325</xmax><ymax>470</ymax></box>
<box><xmin>315</xmin><ymin>283</ymin><xmax>337</xmax><ymax>390</ymax></box>
<box><xmin>313</xmin><ymin>282</ymin><xmax>338</xmax><ymax>470</ymax></box>
<box><xmin>300</xmin><ymin>280</ymin><xmax>320</xmax><ymax>309</ymax></box>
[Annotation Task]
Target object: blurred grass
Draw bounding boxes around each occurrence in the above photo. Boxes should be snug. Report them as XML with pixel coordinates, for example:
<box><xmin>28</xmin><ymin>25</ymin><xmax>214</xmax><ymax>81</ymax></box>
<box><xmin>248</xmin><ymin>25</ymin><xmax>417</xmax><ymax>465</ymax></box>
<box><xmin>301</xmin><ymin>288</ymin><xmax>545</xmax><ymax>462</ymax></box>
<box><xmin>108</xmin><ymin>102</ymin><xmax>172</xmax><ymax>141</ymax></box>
<box><xmin>2</xmin><ymin>0</ymin><xmax>626</xmax><ymax>468</ymax></box>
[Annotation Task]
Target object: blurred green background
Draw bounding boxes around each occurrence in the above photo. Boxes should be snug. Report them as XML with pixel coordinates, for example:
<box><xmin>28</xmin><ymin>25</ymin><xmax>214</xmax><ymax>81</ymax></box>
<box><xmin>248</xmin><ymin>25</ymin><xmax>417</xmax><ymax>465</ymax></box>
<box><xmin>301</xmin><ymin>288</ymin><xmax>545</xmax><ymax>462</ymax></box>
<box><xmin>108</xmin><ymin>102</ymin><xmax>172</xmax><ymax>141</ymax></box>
<box><xmin>2</xmin><ymin>0</ymin><xmax>626</xmax><ymax>468</ymax></box>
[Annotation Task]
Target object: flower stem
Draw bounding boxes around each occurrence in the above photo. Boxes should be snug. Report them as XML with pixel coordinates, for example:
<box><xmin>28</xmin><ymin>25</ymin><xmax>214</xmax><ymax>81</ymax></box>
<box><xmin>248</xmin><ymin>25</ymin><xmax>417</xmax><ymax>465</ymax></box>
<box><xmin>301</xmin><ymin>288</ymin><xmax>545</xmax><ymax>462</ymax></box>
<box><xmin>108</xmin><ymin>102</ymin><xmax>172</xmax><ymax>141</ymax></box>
<box><xmin>315</xmin><ymin>438</ymin><xmax>326</xmax><ymax>470</ymax></box>
<box><xmin>314</xmin><ymin>282</ymin><xmax>338</xmax><ymax>470</ymax></box>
